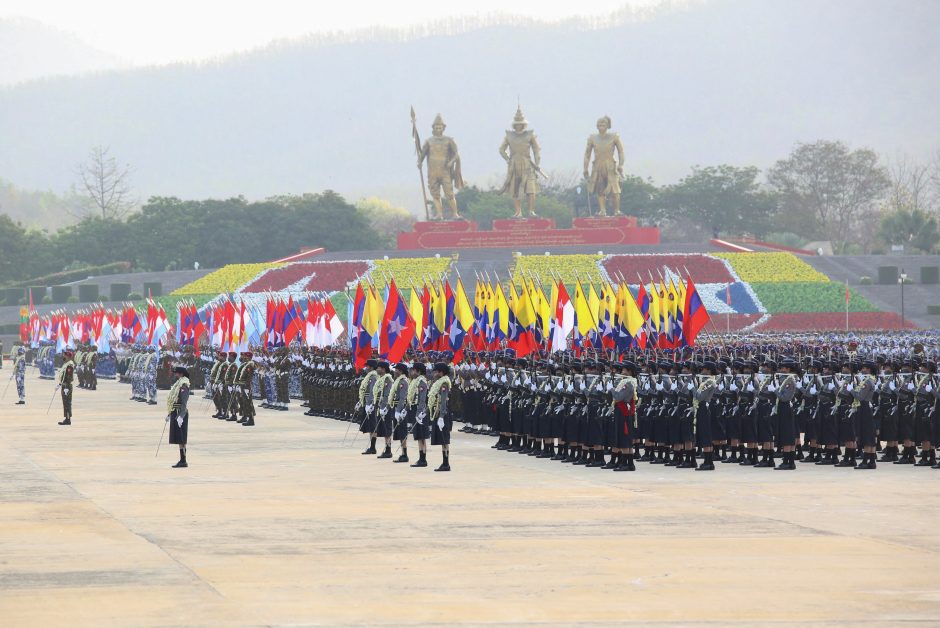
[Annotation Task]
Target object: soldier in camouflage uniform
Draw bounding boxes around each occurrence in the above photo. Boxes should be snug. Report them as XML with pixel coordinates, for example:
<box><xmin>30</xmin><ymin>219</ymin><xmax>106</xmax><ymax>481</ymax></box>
<box><xmin>13</xmin><ymin>344</ymin><xmax>27</xmax><ymax>405</ymax></box>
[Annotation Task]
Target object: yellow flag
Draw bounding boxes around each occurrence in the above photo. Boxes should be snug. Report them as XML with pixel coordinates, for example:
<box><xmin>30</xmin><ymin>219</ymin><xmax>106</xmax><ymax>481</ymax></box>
<box><xmin>575</xmin><ymin>281</ymin><xmax>596</xmax><ymax>336</ymax></box>
<box><xmin>648</xmin><ymin>281</ymin><xmax>660</xmax><ymax>331</ymax></box>
<box><xmin>409</xmin><ymin>286</ymin><xmax>424</xmax><ymax>343</ymax></box>
<box><xmin>495</xmin><ymin>282</ymin><xmax>510</xmax><ymax>336</ymax></box>
<box><xmin>619</xmin><ymin>282</ymin><xmax>645</xmax><ymax>337</ymax></box>
<box><xmin>454</xmin><ymin>278</ymin><xmax>474</xmax><ymax>331</ymax></box>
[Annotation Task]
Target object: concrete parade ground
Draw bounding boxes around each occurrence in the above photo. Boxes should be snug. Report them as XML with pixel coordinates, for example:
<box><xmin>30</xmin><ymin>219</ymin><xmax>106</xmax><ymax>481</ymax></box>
<box><xmin>1</xmin><ymin>376</ymin><xmax>939</xmax><ymax>627</ymax></box>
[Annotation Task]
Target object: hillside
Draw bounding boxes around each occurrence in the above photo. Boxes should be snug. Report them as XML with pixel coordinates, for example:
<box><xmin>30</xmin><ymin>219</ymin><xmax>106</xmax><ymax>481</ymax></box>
<box><xmin>0</xmin><ymin>0</ymin><xmax>938</xmax><ymax>216</ymax></box>
<box><xmin>0</xmin><ymin>17</ymin><xmax>128</xmax><ymax>86</ymax></box>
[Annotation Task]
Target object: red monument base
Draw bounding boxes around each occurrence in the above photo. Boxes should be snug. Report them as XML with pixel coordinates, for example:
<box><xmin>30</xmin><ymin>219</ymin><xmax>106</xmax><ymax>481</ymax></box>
<box><xmin>397</xmin><ymin>216</ymin><xmax>659</xmax><ymax>250</ymax></box>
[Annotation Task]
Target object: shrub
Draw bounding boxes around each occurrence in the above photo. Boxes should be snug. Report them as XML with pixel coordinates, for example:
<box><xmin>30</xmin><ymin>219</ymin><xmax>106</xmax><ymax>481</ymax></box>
<box><xmin>859</xmin><ymin>276</ymin><xmax>873</xmax><ymax>285</ymax></box>
<box><xmin>127</xmin><ymin>292</ymin><xmax>144</xmax><ymax>300</ymax></box>
<box><xmin>3</xmin><ymin>261</ymin><xmax>132</xmax><ymax>289</ymax></box>
<box><xmin>41</xmin><ymin>295</ymin><xmax>52</xmax><ymax>304</ymax></box>
<box><xmin>66</xmin><ymin>296</ymin><xmax>79</xmax><ymax>303</ymax></box>
<box><xmin>750</xmin><ymin>282</ymin><xmax>879</xmax><ymax>313</ymax></box>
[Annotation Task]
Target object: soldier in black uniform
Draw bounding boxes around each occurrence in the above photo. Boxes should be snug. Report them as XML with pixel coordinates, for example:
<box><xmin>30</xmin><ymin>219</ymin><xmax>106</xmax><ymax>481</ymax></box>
<box><xmin>167</xmin><ymin>366</ymin><xmax>191</xmax><ymax>468</ymax></box>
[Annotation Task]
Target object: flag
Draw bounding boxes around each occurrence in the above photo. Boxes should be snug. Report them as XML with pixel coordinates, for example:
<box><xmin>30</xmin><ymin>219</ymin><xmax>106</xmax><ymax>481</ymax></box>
<box><xmin>682</xmin><ymin>277</ymin><xmax>710</xmax><ymax>346</ymax></box>
<box><xmin>380</xmin><ymin>280</ymin><xmax>416</xmax><ymax>363</ymax></box>
<box><xmin>350</xmin><ymin>284</ymin><xmax>370</xmax><ymax>369</ymax></box>
<box><xmin>551</xmin><ymin>280</ymin><xmax>574</xmax><ymax>353</ymax></box>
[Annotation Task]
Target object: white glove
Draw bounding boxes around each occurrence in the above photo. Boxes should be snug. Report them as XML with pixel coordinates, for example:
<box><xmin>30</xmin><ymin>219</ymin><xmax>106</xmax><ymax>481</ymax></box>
<box><xmin>717</xmin><ymin>383</ymin><xmax>725</xmax><ymax>392</ymax></box>
<box><xmin>555</xmin><ymin>381</ymin><xmax>564</xmax><ymax>391</ymax></box>
<box><xmin>436</xmin><ymin>417</ymin><xmax>444</xmax><ymax>430</ymax></box>
<box><xmin>365</xmin><ymin>404</ymin><xmax>374</xmax><ymax>414</ymax></box>
<box><xmin>670</xmin><ymin>382</ymin><xmax>677</xmax><ymax>391</ymax></box>
<box><xmin>416</xmin><ymin>411</ymin><xmax>427</xmax><ymax>423</ymax></box>
<box><xmin>500</xmin><ymin>374</ymin><xmax>507</xmax><ymax>383</ymax></box>
<box><xmin>355</xmin><ymin>401</ymin><xmax>362</xmax><ymax>411</ymax></box>
<box><xmin>907</xmin><ymin>382</ymin><xmax>915</xmax><ymax>390</ymax></box>
<box><xmin>655</xmin><ymin>383</ymin><xmax>664</xmax><ymax>391</ymax></box>
<box><xmin>927</xmin><ymin>384</ymin><xmax>934</xmax><ymax>393</ymax></box>
<box><xmin>809</xmin><ymin>385</ymin><xmax>817</xmax><ymax>395</ymax></box>
<box><xmin>686</xmin><ymin>382</ymin><xmax>694</xmax><ymax>391</ymax></box>
<box><xmin>176</xmin><ymin>416</ymin><xmax>184</xmax><ymax>428</ymax></box>
<box><xmin>846</xmin><ymin>384</ymin><xmax>854</xmax><ymax>392</ymax></box>
<box><xmin>566</xmin><ymin>384</ymin><xmax>574</xmax><ymax>393</ymax></box>
<box><xmin>795</xmin><ymin>381</ymin><xmax>802</xmax><ymax>389</ymax></box>
<box><xmin>165</xmin><ymin>415</ymin><xmax>170</xmax><ymax>423</ymax></box>
<box><xmin>63</xmin><ymin>388</ymin><xmax>71</xmax><ymax>396</ymax></box>
<box><xmin>729</xmin><ymin>383</ymin><xmax>737</xmax><ymax>391</ymax></box>
<box><xmin>827</xmin><ymin>383</ymin><xmax>835</xmax><ymax>391</ymax></box>
<box><xmin>579</xmin><ymin>383</ymin><xmax>586</xmax><ymax>391</ymax></box>
<box><xmin>606</xmin><ymin>381</ymin><xmax>614</xmax><ymax>391</ymax></box>
<box><xmin>746</xmin><ymin>383</ymin><xmax>754</xmax><ymax>392</ymax></box>
<box><xmin>529</xmin><ymin>383</ymin><xmax>536</xmax><ymax>391</ymax></box>
<box><xmin>888</xmin><ymin>381</ymin><xmax>896</xmax><ymax>391</ymax></box>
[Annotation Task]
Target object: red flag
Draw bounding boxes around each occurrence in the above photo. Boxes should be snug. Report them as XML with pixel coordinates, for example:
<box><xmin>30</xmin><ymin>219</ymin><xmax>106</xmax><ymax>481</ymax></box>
<box><xmin>682</xmin><ymin>277</ymin><xmax>711</xmax><ymax>346</ymax></box>
<box><xmin>380</xmin><ymin>279</ymin><xmax>416</xmax><ymax>363</ymax></box>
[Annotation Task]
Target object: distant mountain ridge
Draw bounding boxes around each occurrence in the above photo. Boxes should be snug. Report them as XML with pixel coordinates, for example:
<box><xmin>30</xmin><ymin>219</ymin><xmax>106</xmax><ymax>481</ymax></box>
<box><xmin>0</xmin><ymin>0</ymin><xmax>937</xmax><ymax>218</ymax></box>
<box><xmin>0</xmin><ymin>17</ymin><xmax>129</xmax><ymax>86</ymax></box>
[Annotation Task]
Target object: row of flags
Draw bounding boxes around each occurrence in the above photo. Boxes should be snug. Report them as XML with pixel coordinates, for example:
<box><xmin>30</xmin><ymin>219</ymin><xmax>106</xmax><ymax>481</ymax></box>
<box><xmin>199</xmin><ymin>294</ymin><xmax>344</xmax><ymax>353</ymax></box>
<box><xmin>348</xmin><ymin>270</ymin><xmax>711</xmax><ymax>370</ymax></box>
<box><xmin>20</xmin><ymin>299</ymin><xmax>171</xmax><ymax>352</ymax></box>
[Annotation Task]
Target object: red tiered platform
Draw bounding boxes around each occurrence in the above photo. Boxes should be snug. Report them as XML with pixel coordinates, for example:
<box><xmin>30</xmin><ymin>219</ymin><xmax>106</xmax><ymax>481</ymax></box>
<box><xmin>397</xmin><ymin>215</ymin><xmax>659</xmax><ymax>250</ymax></box>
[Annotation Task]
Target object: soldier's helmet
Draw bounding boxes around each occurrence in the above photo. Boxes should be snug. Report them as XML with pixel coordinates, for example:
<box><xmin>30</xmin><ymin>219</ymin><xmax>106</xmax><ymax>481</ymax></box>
<box><xmin>432</xmin><ymin>113</ymin><xmax>446</xmax><ymax>129</ymax></box>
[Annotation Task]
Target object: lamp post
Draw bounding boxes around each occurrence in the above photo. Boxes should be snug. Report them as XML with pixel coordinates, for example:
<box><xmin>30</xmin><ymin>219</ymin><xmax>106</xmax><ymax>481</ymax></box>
<box><xmin>899</xmin><ymin>268</ymin><xmax>907</xmax><ymax>328</ymax></box>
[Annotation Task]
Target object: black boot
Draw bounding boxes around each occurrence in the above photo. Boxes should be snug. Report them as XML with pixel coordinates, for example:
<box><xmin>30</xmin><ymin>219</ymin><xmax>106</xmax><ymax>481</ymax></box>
<box><xmin>879</xmin><ymin>446</ymin><xmax>898</xmax><ymax>462</ymax></box>
<box><xmin>242</xmin><ymin>417</ymin><xmax>255</xmax><ymax>426</ymax></box>
<box><xmin>856</xmin><ymin>452</ymin><xmax>876</xmax><ymax>470</ymax></box>
<box><xmin>551</xmin><ymin>444</ymin><xmax>567</xmax><ymax>461</ymax></box>
<box><xmin>723</xmin><ymin>446</ymin><xmax>739</xmax><ymax>463</ymax></box>
<box><xmin>916</xmin><ymin>449</ymin><xmax>936</xmax><ymax>467</ymax></box>
<box><xmin>794</xmin><ymin>447</ymin><xmax>804</xmax><ymax>461</ymax></box>
<box><xmin>58</xmin><ymin>417</ymin><xmax>71</xmax><ymax>425</ymax></box>
<box><xmin>775</xmin><ymin>451</ymin><xmax>794</xmax><ymax>470</ymax></box>
<box><xmin>650</xmin><ymin>446</ymin><xmax>665</xmax><ymax>464</ymax></box>
<box><xmin>679</xmin><ymin>450</ymin><xmax>697</xmax><ymax>469</ymax></box>
<box><xmin>603</xmin><ymin>453</ymin><xmax>619</xmax><ymax>469</ymax></box>
<box><xmin>362</xmin><ymin>437</ymin><xmax>377</xmax><ymax>455</ymax></box>
<box><xmin>378</xmin><ymin>445</ymin><xmax>393</xmax><ymax>459</ymax></box>
<box><xmin>172</xmin><ymin>450</ymin><xmax>188</xmax><ymax>468</ymax></box>
<box><xmin>836</xmin><ymin>448</ymin><xmax>857</xmax><ymax>467</ymax></box>
<box><xmin>394</xmin><ymin>451</ymin><xmax>409</xmax><ymax>463</ymax></box>
<box><xmin>539</xmin><ymin>443</ymin><xmax>555</xmax><ymax>459</ymax></box>
<box><xmin>894</xmin><ymin>446</ymin><xmax>915</xmax><ymax>464</ymax></box>
<box><xmin>435</xmin><ymin>452</ymin><xmax>451</xmax><ymax>472</ymax></box>
<box><xmin>696</xmin><ymin>451</ymin><xmax>715</xmax><ymax>471</ymax></box>
<box><xmin>411</xmin><ymin>451</ymin><xmax>428</xmax><ymax>467</ymax></box>
<box><xmin>573</xmin><ymin>449</ymin><xmax>590</xmax><ymax>465</ymax></box>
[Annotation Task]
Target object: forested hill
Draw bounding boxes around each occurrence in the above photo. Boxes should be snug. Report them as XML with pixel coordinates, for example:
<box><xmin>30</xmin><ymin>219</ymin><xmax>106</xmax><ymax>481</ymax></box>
<box><xmin>1</xmin><ymin>0</ymin><xmax>937</xmax><ymax>214</ymax></box>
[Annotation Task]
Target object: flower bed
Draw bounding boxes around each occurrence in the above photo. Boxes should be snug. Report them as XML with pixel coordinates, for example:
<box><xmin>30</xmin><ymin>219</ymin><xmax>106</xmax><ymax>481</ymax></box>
<box><xmin>750</xmin><ymin>282</ymin><xmax>878</xmax><ymax>313</ymax></box>
<box><xmin>511</xmin><ymin>254</ymin><xmax>604</xmax><ymax>287</ymax></box>
<box><xmin>602</xmin><ymin>254</ymin><xmax>735</xmax><ymax>284</ymax></box>
<box><xmin>702</xmin><ymin>282</ymin><xmax>763</xmax><ymax>314</ymax></box>
<box><xmin>172</xmin><ymin>263</ymin><xmax>283</xmax><ymax>295</ymax></box>
<box><xmin>702</xmin><ymin>313</ymin><xmax>765</xmax><ymax>332</ymax></box>
<box><xmin>712</xmin><ymin>252</ymin><xmax>828</xmax><ymax>283</ymax></box>
<box><xmin>367</xmin><ymin>258</ymin><xmax>451</xmax><ymax>291</ymax></box>
<box><xmin>239</xmin><ymin>260</ymin><xmax>371</xmax><ymax>294</ymax></box>
<box><xmin>756</xmin><ymin>312</ymin><xmax>913</xmax><ymax>331</ymax></box>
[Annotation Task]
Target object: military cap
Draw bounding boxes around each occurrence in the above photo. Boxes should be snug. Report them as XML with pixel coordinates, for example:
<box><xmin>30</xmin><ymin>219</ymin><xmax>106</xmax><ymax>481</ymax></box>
<box><xmin>433</xmin><ymin>362</ymin><xmax>450</xmax><ymax>376</ymax></box>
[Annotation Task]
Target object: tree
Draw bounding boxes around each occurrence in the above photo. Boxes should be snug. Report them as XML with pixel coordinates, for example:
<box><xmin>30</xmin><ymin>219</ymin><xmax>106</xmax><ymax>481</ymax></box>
<box><xmin>356</xmin><ymin>197</ymin><xmax>416</xmax><ymax>248</ymax></box>
<box><xmin>766</xmin><ymin>140</ymin><xmax>890</xmax><ymax>253</ymax></box>
<box><xmin>878</xmin><ymin>207</ymin><xmax>939</xmax><ymax>253</ymax></box>
<box><xmin>0</xmin><ymin>214</ymin><xmax>28</xmax><ymax>283</ymax></box>
<box><xmin>658</xmin><ymin>165</ymin><xmax>777</xmax><ymax>238</ymax></box>
<box><xmin>76</xmin><ymin>145</ymin><xmax>137</xmax><ymax>219</ymax></box>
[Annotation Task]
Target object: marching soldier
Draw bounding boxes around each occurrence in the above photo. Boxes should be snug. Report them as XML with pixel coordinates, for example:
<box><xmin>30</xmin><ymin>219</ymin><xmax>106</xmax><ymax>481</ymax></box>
<box><xmin>408</xmin><ymin>362</ymin><xmax>431</xmax><ymax>467</ymax></box>
<box><xmin>357</xmin><ymin>359</ymin><xmax>380</xmax><ymax>454</ymax></box>
<box><xmin>237</xmin><ymin>351</ymin><xmax>257</xmax><ymax>426</ymax></box>
<box><xmin>389</xmin><ymin>363</ymin><xmax>411</xmax><ymax>463</ymax></box>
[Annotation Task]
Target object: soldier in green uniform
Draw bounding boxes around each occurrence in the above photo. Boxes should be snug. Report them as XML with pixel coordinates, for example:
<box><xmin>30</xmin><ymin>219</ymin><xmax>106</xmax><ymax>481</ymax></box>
<box><xmin>58</xmin><ymin>350</ymin><xmax>76</xmax><ymax>426</ymax></box>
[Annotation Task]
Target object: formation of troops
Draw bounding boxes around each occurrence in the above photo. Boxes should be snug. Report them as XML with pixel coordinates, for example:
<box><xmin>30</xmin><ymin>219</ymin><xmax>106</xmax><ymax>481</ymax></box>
<box><xmin>6</xmin><ymin>331</ymin><xmax>940</xmax><ymax>472</ymax></box>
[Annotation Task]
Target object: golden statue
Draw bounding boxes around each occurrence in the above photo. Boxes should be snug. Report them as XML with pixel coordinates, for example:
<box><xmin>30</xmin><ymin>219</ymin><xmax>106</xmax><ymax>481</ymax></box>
<box><xmin>416</xmin><ymin>113</ymin><xmax>464</xmax><ymax>220</ymax></box>
<box><xmin>583</xmin><ymin>115</ymin><xmax>625</xmax><ymax>216</ymax></box>
<box><xmin>499</xmin><ymin>106</ymin><xmax>542</xmax><ymax>218</ymax></box>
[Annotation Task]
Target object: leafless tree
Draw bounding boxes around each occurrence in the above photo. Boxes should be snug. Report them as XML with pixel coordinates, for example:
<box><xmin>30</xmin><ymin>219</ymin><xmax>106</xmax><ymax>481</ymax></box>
<box><xmin>75</xmin><ymin>145</ymin><xmax>136</xmax><ymax>219</ymax></box>
<box><xmin>886</xmin><ymin>153</ymin><xmax>934</xmax><ymax>214</ymax></box>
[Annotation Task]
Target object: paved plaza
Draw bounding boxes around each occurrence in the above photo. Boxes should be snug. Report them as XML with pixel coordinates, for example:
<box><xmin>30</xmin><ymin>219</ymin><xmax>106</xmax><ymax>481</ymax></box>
<box><xmin>1</xmin><ymin>376</ymin><xmax>939</xmax><ymax>627</ymax></box>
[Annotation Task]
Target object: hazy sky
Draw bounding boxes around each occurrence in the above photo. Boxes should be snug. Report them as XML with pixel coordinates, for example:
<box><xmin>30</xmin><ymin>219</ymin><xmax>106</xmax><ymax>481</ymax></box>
<box><xmin>0</xmin><ymin>0</ymin><xmax>666</xmax><ymax>65</ymax></box>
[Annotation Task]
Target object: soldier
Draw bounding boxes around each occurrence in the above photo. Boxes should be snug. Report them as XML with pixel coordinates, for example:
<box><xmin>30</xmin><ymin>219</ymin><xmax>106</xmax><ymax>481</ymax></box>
<box><xmin>499</xmin><ymin>106</ymin><xmax>542</xmax><ymax>218</ymax></box>
<box><xmin>237</xmin><ymin>351</ymin><xmax>257</xmax><ymax>426</ymax></box>
<box><xmin>208</xmin><ymin>351</ymin><xmax>226</xmax><ymax>417</ymax></box>
<box><xmin>429</xmin><ymin>362</ymin><xmax>453</xmax><ymax>472</ymax></box>
<box><xmin>13</xmin><ymin>345</ymin><xmax>27</xmax><ymax>405</ymax></box>
<box><xmin>877</xmin><ymin>360</ymin><xmax>900</xmax><ymax>462</ymax></box>
<box><xmin>418</xmin><ymin>113</ymin><xmax>464</xmax><ymax>220</ymax></box>
<box><xmin>146</xmin><ymin>347</ymin><xmax>158</xmax><ymax>405</ymax></box>
<box><xmin>87</xmin><ymin>346</ymin><xmax>99</xmax><ymax>390</ymax></box>
<box><xmin>914</xmin><ymin>360</ymin><xmax>936</xmax><ymax>467</ymax></box>
<box><xmin>389</xmin><ymin>363</ymin><xmax>411</xmax><ymax>463</ymax></box>
<box><xmin>753</xmin><ymin>360</ymin><xmax>777</xmax><ymax>468</ymax></box>
<box><xmin>773</xmin><ymin>359</ymin><xmax>799</xmax><ymax>470</ymax></box>
<box><xmin>408</xmin><ymin>362</ymin><xmax>431</xmax><ymax>467</ymax></box>
<box><xmin>356</xmin><ymin>359</ymin><xmax>380</xmax><ymax>454</ymax></box>
<box><xmin>611</xmin><ymin>361</ymin><xmax>639</xmax><ymax>471</ymax></box>
<box><xmin>583</xmin><ymin>115</ymin><xmax>625</xmax><ymax>216</ymax></box>
<box><xmin>57</xmin><ymin>349</ymin><xmax>76</xmax><ymax>426</ymax></box>
<box><xmin>852</xmin><ymin>360</ymin><xmax>878</xmax><ymax>470</ymax></box>
<box><xmin>222</xmin><ymin>351</ymin><xmax>239</xmax><ymax>421</ymax></box>
<box><xmin>371</xmin><ymin>361</ymin><xmax>395</xmax><ymax>458</ymax></box>
<box><xmin>693</xmin><ymin>361</ymin><xmax>718</xmax><ymax>471</ymax></box>
<box><xmin>166</xmin><ymin>365</ymin><xmax>191</xmax><ymax>468</ymax></box>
